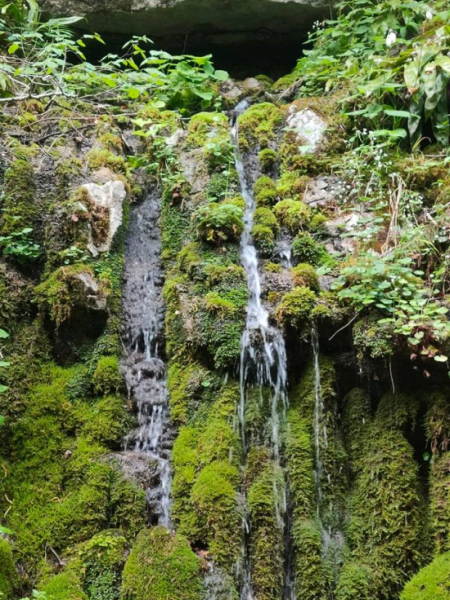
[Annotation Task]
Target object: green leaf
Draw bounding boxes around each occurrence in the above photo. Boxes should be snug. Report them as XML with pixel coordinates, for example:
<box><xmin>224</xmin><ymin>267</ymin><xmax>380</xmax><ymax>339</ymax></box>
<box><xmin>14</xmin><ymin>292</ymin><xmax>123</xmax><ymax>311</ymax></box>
<box><xmin>0</xmin><ymin>329</ymin><xmax>9</xmax><ymax>339</ymax></box>
<box><xmin>8</xmin><ymin>43</ymin><xmax>19</xmax><ymax>55</ymax></box>
<box><xmin>213</xmin><ymin>69</ymin><xmax>229</xmax><ymax>82</ymax></box>
<box><xmin>0</xmin><ymin>525</ymin><xmax>13</xmax><ymax>535</ymax></box>
<box><xmin>127</xmin><ymin>87</ymin><xmax>141</xmax><ymax>99</ymax></box>
<box><xmin>384</xmin><ymin>108</ymin><xmax>412</xmax><ymax>119</ymax></box>
<box><xmin>0</xmin><ymin>385</ymin><xmax>9</xmax><ymax>393</ymax></box>
<box><xmin>0</xmin><ymin>361</ymin><xmax>10</xmax><ymax>368</ymax></box>
<box><xmin>434</xmin><ymin>355</ymin><xmax>448</xmax><ymax>363</ymax></box>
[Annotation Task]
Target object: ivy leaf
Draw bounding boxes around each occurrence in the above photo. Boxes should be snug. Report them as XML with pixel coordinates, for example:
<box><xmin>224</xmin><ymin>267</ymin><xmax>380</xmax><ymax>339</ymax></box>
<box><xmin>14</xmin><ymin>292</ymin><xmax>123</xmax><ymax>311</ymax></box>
<box><xmin>434</xmin><ymin>355</ymin><xmax>448</xmax><ymax>363</ymax></box>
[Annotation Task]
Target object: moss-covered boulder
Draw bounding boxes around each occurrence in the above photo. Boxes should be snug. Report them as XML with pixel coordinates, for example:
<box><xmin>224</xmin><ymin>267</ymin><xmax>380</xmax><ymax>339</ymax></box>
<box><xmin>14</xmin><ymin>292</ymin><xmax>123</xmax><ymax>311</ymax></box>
<box><xmin>120</xmin><ymin>527</ymin><xmax>203</xmax><ymax>600</ymax></box>
<box><xmin>400</xmin><ymin>552</ymin><xmax>450</xmax><ymax>600</ymax></box>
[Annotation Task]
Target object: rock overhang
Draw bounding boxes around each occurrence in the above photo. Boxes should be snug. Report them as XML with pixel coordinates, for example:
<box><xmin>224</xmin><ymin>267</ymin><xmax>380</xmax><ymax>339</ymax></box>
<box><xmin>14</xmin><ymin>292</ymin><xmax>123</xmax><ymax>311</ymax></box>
<box><xmin>39</xmin><ymin>0</ymin><xmax>330</xmax><ymax>75</ymax></box>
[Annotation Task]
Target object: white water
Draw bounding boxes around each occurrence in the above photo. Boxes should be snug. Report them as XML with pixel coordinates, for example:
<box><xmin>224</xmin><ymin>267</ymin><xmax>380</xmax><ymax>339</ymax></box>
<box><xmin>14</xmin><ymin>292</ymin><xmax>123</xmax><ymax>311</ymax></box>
<box><xmin>122</xmin><ymin>192</ymin><xmax>172</xmax><ymax>529</ymax></box>
<box><xmin>231</xmin><ymin>102</ymin><xmax>295</xmax><ymax>600</ymax></box>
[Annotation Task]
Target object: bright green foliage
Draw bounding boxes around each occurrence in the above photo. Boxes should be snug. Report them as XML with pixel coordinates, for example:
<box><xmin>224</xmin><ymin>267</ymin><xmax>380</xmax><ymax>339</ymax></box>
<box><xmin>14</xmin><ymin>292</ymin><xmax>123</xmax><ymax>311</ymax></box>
<box><xmin>42</xmin><ymin>570</ymin><xmax>87</xmax><ymax>600</ymax></box>
<box><xmin>120</xmin><ymin>527</ymin><xmax>203</xmax><ymax>600</ymax></box>
<box><xmin>275</xmin><ymin>287</ymin><xmax>316</xmax><ymax>329</ymax></box>
<box><xmin>252</xmin><ymin>207</ymin><xmax>279</xmax><ymax>255</ymax></box>
<box><xmin>194</xmin><ymin>202</ymin><xmax>244</xmax><ymax>244</ymax></box>
<box><xmin>400</xmin><ymin>552</ymin><xmax>450</xmax><ymax>600</ymax></box>
<box><xmin>0</xmin><ymin>7</ymin><xmax>228</xmax><ymax>113</ymax></box>
<box><xmin>292</xmin><ymin>0</ymin><xmax>450</xmax><ymax>145</ymax></box>
<box><xmin>0</xmin><ymin>538</ymin><xmax>17</xmax><ymax>600</ymax></box>
<box><xmin>92</xmin><ymin>356</ymin><xmax>123</xmax><ymax>396</ymax></box>
<box><xmin>273</xmin><ymin>199</ymin><xmax>310</xmax><ymax>232</ymax></box>
<box><xmin>237</xmin><ymin>103</ymin><xmax>284</xmax><ymax>149</ymax></box>
<box><xmin>0</xmin><ymin>227</ymin><xmax>41</xmax><ymax>264</ymax></box>
<box><xmin>258</xmin><ymin>148</ymin><xmax>278</xmax><ymax>172</ymax></box>
<box><xmin>335</xmin><ymin>250</ymin><xmax>450</xmax><ymax>361</ymax></box>
<box><xmin>186</xmin><ymin>112</ymin><xmax>232</xmax><ymax>171</ymax></box>
<box><xmin>291</xmin><ymin>232</ymin><xmax>325</xmax><ymax>265</ymax></box>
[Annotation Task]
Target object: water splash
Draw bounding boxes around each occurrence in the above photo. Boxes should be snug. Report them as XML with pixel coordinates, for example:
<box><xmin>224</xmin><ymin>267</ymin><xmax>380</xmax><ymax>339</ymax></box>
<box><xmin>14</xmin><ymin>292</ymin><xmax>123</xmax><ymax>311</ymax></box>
<box><xmin>231</xmin><ymin>102</ymin><xmax>295</xmax><ymax>600</ymax></box>
<box><xmin>121</xmin><ymin>191</ymin><xmax>172</xmax><ymax>528</ymax></box>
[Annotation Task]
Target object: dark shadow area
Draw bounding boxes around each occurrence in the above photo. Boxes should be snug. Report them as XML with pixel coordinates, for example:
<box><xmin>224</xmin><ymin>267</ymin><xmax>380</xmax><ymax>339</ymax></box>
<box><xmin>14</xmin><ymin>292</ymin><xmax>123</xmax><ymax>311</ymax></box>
<box><xmin>79</xmin><ymin>30</ymin><xmax>306</xmax><ymax>80</ymax></box>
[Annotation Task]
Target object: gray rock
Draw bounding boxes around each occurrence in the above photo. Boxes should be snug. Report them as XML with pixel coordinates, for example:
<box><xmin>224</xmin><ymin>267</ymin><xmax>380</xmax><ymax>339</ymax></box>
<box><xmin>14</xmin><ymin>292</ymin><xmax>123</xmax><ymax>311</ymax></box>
<box><xmin>285</xmin><ymin>105</ymin><xmax>328</xmax><ymax>153</ymax></box>
<box><xmin>303</xmin><ymin>176</ymin><xmax>345</xmax><ymax>209</ymax></box>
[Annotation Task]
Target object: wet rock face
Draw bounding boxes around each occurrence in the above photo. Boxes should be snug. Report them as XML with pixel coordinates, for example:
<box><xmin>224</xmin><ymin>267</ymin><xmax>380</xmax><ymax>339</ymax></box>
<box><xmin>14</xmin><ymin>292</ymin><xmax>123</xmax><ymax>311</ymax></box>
<box><xmin>39</xmin><ymin>0</ymin><xmax>329</xmax><ymax>59</ymax></box>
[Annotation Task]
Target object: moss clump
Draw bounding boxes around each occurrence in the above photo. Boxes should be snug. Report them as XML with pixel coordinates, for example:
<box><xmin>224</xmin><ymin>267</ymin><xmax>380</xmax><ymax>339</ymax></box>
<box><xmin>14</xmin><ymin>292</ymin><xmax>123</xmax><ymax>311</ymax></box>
<box><xmin>194</xmin><ymin>202</ymin><xmax>244</xmax><ymax>245</ymax></box>
<box><xmin>246</xmin><ymin>448</ymin><xmax>284</xmax><ymax>600</ymax></box>
<box><xmin>120</xmin><ymin>527</ymin><xmax>203</xmax><ymax>600</ymax></box>
<box><xmin>42</xmin><ymin>570</ymin><xmax>87</xmax><ymax>600</ymax></box>
<box><xmin>336</xmin><ymin>562</ymin><xmax>374</xmax><ymax>600</ymax></box>
<box><xmin>87</xmin><ymin>148</ymin><xmax>127</xmax><ymax>174</ymax></box>
<box><xmin>293</xmin><ymin>520</ymin><xmax>327</xmax><ymax>600</ymax></box>
<box><xmin>253</xmin><ymin>176</ymin><xmax>278</xmax><ymax>207</ymax></box>
<box><xmin>92</xmin><ymin>356</ymin><xmax>123</xmax><ymax>396</ymax></box>
<box><xmin>291</xmin><ymin>232</ymin><xmax>325</xmax><ymax>265</ymax></box>
<box><xmin>0</xmin><ymin>539</ymin><xmax>17</xmax><ymax>600</ymax></box>
<box><xmin>258</xmin><ymin>148</ymin><xmax>278</xmax><ymax>172</ymax></box>
<box><xmin>291</xmin><ymin>263</ymin><xmax>319</xmax><ymax>290</ymax></box>
<box><xmin>185</xmin><ymin>112</ymin><xmax>232</xmax><ymax>171</ymax></box>
<box><xmin>252</xmin><ymin>207</ymin><xmax>278</xmax><ymax>255</ymax></box>
<box><xmin>167</xmin><ymin>360</ymin><xmax>212</xmax><ymax>425</ymax></box>
<box><xmin>1</xmin><ymin>150</ymin><xmax>37</xmax><ymax>236</ymax></box>
<box><xmin>238</xmin><ymin>103</ymin><xmax>283</xmax><ymax>149</ymax></box>
<box><xmin>276</xmin><ymin>172</ymin><xmax>310</xmax><ymax>199</ymax></box>
<box><xmin>400</xmin><ymin>552</ymin><xmax>450</xmax><ymax>600</ymax></box>
<box><xmin>273</xmin><ymin>199</ymin><xmax>310</xmax><ymax>232</ymax></box>
<box><xmin>275</xmin><ymin>287</ymin><xmax>316</xmax><ymax>329</ymax></box>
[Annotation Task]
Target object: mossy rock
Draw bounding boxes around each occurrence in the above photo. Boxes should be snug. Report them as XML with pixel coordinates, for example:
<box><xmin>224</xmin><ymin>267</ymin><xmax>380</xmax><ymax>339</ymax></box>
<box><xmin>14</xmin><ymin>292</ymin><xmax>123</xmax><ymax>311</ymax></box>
<box><xmin>291</xmin><ymin>232</ymin><xmax>325</xmax><ymax>266</ymax></box>
<box><xmin>237</xmin><ymin>102</ymin><xmax>283</xmax><ymax>150</ymax></box>
<box><xmin>42</xmin><ymin>569</ymin><xmax>87</xmax><ymax>600</ymax></box>
<box><xmin>120</xmin><ymin>527</ymin><xmax>203</xmax><ymax>600</ymax></box>
<box><xmin>400</xmin><ymin>552</ymin><xmax>450</xmax><ymax>600</ymax></box>
<box><xmin>273</xmin><ymin>199</ymin><xmax>310</xmax><ymax>232</ymax></box>
<box><xmin>0</xmin><ymin>538</ymin><xmax>17</xmax><ymax>600</ymax></box>
<box><xmin>291</xmin><ymin>263</ymin><xmax>319</xmax><ymax>290</ymax></box>
<box><xmin>253</xmin><ymin>176</ymin><xmax>278</xmax><ymax>207</ymax></box>
<box><xmin>274</xmin><ymin>286</ymin><xmax>316</xmax><ymax>329</ymax></box>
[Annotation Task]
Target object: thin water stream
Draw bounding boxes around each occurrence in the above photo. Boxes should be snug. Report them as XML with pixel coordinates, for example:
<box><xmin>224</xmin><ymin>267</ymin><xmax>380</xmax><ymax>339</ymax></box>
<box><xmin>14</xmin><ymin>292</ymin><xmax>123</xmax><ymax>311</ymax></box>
<box><xmin>121</xmin><ymin>190</ymin><xmax>172</xmax><ymax>528</ymax></box>
<box><xmin>231</xmin><ymin>102</ymin><xmax>296</xmax><ymax>600</ymax></box>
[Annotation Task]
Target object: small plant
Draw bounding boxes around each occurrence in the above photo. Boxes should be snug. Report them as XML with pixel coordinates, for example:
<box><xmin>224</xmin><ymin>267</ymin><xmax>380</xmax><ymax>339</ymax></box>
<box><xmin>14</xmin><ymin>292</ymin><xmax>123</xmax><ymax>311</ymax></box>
<box><xmin>194</xmin><ymin>202</ymin><xmax>244</xmax><ymax>245</ymax></box>
<box><xmin>0</xmin><ymin>227</ymin><xmax>41</xmax><ymax>263</ymax></box>
<box><xmin>273</xmin><ymin>199</ymin><xmax>310</xmax><ymax>232</ymax></box>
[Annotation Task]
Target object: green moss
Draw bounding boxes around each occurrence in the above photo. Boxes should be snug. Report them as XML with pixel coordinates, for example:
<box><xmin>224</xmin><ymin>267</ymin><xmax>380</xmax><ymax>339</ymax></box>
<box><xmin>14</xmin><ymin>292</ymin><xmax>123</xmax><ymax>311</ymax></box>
<box><xmin>78</xmin><ymin>396</ymin><xmax>130</xmax><ymax>446</ymax></box>
<box><xmin>120</xmin><ymin>527</ymin><xmax>203</xmax><ymax>600</ymax></box>
<box><xmin>194</xmin><ymin>202</ymin><xmax>244</xmax><ymax>245</ymax></box>
<box><xmin>341</xmin><ymin>388</ymin><xmax>371</xmax><ymax>474</ymax></box>
<box><xmin>400</xmin><ymin>552</ymin><xmax>450</xmax><ymax>600</ymax></box>
<box><xmin>252</xmin><ymin>206</ymin><xmax>278</xmax><ymax>254</ymax></box>
<box><xmin>167</xmin><ymin>360</ymin><xmax>211</xmax><ymax>425</ymax></box>
<box><xmin>246</xmin><ymin>448</ymin><xmax>283</xmax><ymax>600</ymax></box>
<box><xmin>238</xmin><ymin>103</ymin><xmax>283</xmax><ymax>149</ymax></box>
<box><xmin>352</xmin><ymin>316</ymin><xmax>394</xmax><ymax>360</ymax></box>
<box><xmin>430</xmin><ymin>452</ymin><xmax>450</xmax><ymax>554</ymax></box>
<box><xmin>0</xmin><ymin>539</ymin><xmax>17</xmax><ymax>600</ymax></box>
<box><xmin>87</xmin><ymin>148</ymin><xmax>127</xmax><ymax>174</ymax></box>
<box><xmin>253</xmin><ymin>176</ymin><xmax>278</xmax><ymax>207</ymax></box>
<box><xmin>291</xmin><ymin>263</ymin><xmax>319</xmax><ymax>290</ymax></box>
<box><xmin>346</xmin><ymin>426</ymin><xmax>424</xmax><ymax>598</ymax></box>
<box><xmin>258</xmin><ymin>148</ymin><xmax>278</xmax><ymax>172</ymax></box>
<box><xmin>185</xmin><ymin>112</ymin><xmax>232</xmax><ymax>171</ymax></box>
<box><xmin>275</xmin><ymin>286</ymin><xmax>316</xmax><ymax>329</ymax></box>
<box><xmin>276</xmin><ymin>172</ymin><xmax>310</xmax><ymax>199</ymax></box>
<box><xmin>1</xmin><ymin>148</ymin><xmax>37</xmax><ymax>236</ymax></box>
<box><xmin>171</xmin><ymin>383</ymin><xmax>241</xmax><ymax>571</ymax></box>
<box><xmin>35</xmin><ymin>265</ymin><xmax>106</xmax><ymax>327</ymax></box>
<box><xmin>273</xmin><ymin>199</ymin><xmax>310</xmax><ymax>232</ymax></box>
<box><xmin>291</xmin><ymin>232</ymin><xmax>325</xmax><ymax>265</ymax></box>
<box><xmin>292</xmin><ymin>520</ymin><xmax>327</xmax><ymax>600</ymax></box>
<box><xmin>336</xmin><ymin>562</ymin><xmax>374</xmax><ymax>600</ymax></box>
<box><xmin>42</xmin><ymin>569</ymin><xmax>87</xmax><ymax>600</ymax></box>
<box><xmin>92</xmin><ymin>356</ymin><xmax>123</xmax><ymax>396</ymax></box>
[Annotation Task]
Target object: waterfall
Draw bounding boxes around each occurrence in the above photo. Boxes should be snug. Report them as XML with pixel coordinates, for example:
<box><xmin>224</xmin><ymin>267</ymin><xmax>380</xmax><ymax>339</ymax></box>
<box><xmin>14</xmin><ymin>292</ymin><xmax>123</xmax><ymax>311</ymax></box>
<box><xmin>121</xmin><ymin>191</ymin><xmax>172</xmax><ymax>528</ymax></box>
<box><xmin>231</xmin><ymin>102</ymin><xmax>295</xmax><ymax>600</ymax></box>
<box><xmin>311</xmin><ymin>326</ymin><xmax>344</xmax><ymax>573</ymax></box>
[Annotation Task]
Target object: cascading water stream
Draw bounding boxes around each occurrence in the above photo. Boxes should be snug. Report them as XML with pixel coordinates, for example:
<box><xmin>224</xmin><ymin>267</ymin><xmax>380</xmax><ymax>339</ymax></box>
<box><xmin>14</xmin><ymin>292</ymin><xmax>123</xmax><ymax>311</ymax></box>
<box><xmin>231</xmin><ymin>101</ymin><xmax>295</xmax><ymax>600</ymax></box>
<box><xmin>121</xmin><ymin>190</ymin><xmax>172</xmax><ymax>529</ymax></box>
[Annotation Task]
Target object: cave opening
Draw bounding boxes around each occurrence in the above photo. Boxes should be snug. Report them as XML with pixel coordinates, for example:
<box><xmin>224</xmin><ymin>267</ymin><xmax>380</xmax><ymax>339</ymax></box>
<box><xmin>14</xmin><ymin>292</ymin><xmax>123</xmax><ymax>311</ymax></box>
<box><xmin>79</xmin><ymin>29</ymin><xmax>312</xmax><ymax>81</ymax></box>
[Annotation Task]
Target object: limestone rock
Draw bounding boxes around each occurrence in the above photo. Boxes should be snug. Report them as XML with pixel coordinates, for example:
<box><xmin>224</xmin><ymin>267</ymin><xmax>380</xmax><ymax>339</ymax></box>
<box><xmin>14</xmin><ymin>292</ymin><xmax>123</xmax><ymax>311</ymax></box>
<box><xmin>285</xmin><ymin>105</ymin><xmax>328</xmax><ymax>153</ymax></box>
<box><xmin>79</xmin><ymin>180</ymin><xmax>126</xmax><ymax>256</ymax></box>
